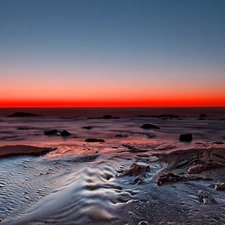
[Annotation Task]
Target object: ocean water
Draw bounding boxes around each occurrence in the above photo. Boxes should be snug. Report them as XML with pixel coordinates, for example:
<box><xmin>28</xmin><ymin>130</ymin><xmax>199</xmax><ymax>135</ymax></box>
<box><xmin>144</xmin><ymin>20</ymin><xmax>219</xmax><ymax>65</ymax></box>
<box><xmin>0</xmin><ymin>107</ymin><xmax>225</xmax><ymax>225</ymax></box>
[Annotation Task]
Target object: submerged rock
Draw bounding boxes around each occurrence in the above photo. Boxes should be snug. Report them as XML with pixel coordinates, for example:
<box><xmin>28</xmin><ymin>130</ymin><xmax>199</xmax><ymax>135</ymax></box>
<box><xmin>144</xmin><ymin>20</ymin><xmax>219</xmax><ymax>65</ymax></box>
<box><xmin>44</xmin><ymin>130</ymin><xmax>58</xmax><ymax>135</ymax></box>
<box><xmin>85</xmin><ymin>138</ymin><xmax>105</xmax><ymax>143</ymax></box>
<box><xmin>140</xmin><ymin>124</ymin><xmax>160</xmax><ymax>129</ymax></box>
<box><xmin>179</xmin><ymin>133</ymin><xmax>192</xmax><ymax>142</ymax></box>
<box><xmin>60</xmin><ymin>130</ymin><xmax>71</xmax><ymax>137</ymax></box>
<box><xmin>82</xmin><ymin>126</ymin><xmax>93</xmax><ymax>130</ymax></box>
<box><xmin>198</xmin><ymin>190</ymin><xmax>216</xmax><ymax>204</ymax></box>
<box><xmin>7</xmin><ymin>112</ymin><xmax>39</xmax><ymax>117</ymax></box>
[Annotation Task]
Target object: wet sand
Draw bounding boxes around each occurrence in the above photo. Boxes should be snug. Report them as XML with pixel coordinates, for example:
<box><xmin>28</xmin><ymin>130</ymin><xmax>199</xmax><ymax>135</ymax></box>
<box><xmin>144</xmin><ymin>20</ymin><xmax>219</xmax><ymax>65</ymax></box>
<box><xmin>1</xmin><ymin>108</ymin><xmax>225</xmax><ymax>224</ymax></box>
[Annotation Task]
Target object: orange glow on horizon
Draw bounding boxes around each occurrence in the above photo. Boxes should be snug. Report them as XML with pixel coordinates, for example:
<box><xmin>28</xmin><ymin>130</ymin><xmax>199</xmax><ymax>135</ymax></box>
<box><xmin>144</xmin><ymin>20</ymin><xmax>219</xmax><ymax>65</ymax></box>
<box><xmin>1</xmin><ymin>96</ymin><xmax>225</xmax><ymax>108</ymax></box>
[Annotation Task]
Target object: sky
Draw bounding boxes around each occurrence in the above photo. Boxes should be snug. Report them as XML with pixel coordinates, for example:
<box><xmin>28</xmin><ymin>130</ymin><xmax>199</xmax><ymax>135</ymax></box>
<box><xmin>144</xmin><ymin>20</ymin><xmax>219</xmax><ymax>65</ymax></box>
<box><xmin>0</xmin><ymin>0</ymin><xmax>225</xmax><ymax>107</ymax></box>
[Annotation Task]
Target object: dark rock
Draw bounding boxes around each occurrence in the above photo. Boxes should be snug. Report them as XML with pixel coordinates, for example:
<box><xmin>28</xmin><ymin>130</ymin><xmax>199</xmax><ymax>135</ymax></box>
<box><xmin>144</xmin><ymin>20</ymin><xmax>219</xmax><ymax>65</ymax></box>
<box><xmin>118</xmin><ymin>162</ymin><xmax>151</xmax><ymax>184</ymax></box>
<box><xmin>198</xmin><ymin>190</ymin><xmax>216</xmax><ymax>204</ymax></box>
<box><xmin>7</xmin><ymin>112</ymin><xmax>39</xmax><ymax>117</ymax></box>
<box><xmin>213</xmin><ymin>141</ymin><xmax>224</xmax><ymax>145</ymax></box>
<box><xmin>44</xmin><ymin>130</ymin><xmax>58</xmax><ymax>135</ymax></box>
<box><xmin>157</xmin><ymin>172</ymin><xmax>211</xmax><ymax>185</ymax></box>
<box><xmin>115</xmin><ymin>134</ymin><xmax>129</xmax><ymax>138</ymax></box>
<box><xmin>188</xmin><ymin>161</ymin><xmax>225</xmax><ymax>174</ymax></box>
<box><xmin>200</xmin><ymin>114</ymin><xmax>207</xmax><ymax>118</ymax></box>
<box><xmin>101</xmin><ymin>115</ymin><xmax>119</xmax><ymax>119</ymax></box>
<box><xmin>82</xmin><ymin>126</ymin><xmax>93</xmax><ymax>130</ymax></box>
<box><xmin>140</xmin><ymin>123</ymin><xmax>160</xmax><ymax>129</ymax></box>
<box><xmin>60</xmin><ymin>130</ymin><xmax>71</xmax><ymax>136</ymax></box>
<box><xmin>179</xmin><ymin>133</ymin><xmax>192</xmax><ymax>142</ymax></box>
<box><xmin>157</xmin><ymin>172</ymin><xmax>186</xmax><ymax>185</ymax></box>
<box><xmin>85</xmin><ymin>138</ymin><xmax>105</xmax><ymax>143</ymax></box>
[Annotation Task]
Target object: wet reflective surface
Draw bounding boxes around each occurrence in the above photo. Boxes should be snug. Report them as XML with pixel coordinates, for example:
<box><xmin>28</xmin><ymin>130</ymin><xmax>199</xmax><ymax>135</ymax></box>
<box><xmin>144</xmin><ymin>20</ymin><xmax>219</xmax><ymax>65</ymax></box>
<box><xmin>0</xmin><ymin>108</ymin><xmax>225</xmax><ymax>224</ymax></box>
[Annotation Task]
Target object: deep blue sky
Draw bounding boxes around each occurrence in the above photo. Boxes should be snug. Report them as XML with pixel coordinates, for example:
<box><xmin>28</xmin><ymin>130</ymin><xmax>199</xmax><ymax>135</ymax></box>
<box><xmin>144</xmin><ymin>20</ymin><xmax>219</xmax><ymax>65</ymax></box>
<box><xmin>1</xmin><ymin>0</ymin><xmax>225</xmax><ymax>106</ymax></box>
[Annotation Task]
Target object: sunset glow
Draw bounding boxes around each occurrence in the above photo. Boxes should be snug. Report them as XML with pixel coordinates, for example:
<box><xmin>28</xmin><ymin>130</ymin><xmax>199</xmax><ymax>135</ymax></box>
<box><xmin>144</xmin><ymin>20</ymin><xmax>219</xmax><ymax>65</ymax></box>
<box><xmin>1</xmin><ymin>0</ymin><xmax>225</xmax><ymax>107</ymax></box>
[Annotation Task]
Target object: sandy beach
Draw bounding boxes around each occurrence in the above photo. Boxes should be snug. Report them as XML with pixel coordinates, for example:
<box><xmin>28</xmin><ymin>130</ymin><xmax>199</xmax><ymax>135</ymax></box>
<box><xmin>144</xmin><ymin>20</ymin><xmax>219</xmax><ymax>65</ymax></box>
<box><xmin>0</xmin><ymin>108</ymin><xmax>225</xmax><ymax>224</ymax></box>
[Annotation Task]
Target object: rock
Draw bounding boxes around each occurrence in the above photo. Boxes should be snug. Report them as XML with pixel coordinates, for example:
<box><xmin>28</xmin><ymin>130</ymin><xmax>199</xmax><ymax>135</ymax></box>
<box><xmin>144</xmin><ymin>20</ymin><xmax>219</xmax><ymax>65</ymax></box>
<box><xmin>215</xmin><ymin>182</ymin><xmax>225</xmax><ymax>190</ymax></box>
<box><xmin>101</xmin><ymin>115</ymin><xmax>119</xmax><ymax>119</ymax></box>
<box><xmin>115</xmin><ymin>134</ymin><xmax>129</xmax><ymax>138</ymax></box>
<box><xmin>200</xmin><ymin>114</ymin><xmax>207</xmax><ymax>118</ymax></box>
<box><xmin>213</xmin><ymin>141</ymin><xmax>224</xmax><ymax>145</ymax></box>
<box><xmin>7</xmin><ymin>112</ymin><xmax>39</xmax><ymax>117</ymax></box>
<box><xmin>118</xmin><ymin>163</ymin><xmax>150</xmax><ymax>184</ymax></box>
<box><xmin>188</xmin><ymin>161</ymin><xmax>225</xmax><ymax>174</ymax></box>
<box><xmin>157</xmin><ymin>172</ymin><xmax>210</xmax><ymax>185</ymax></box>
<box><xmin>198</xmin><ymin>190</ymin><xmax>216</xmax><ymax>204</ymax></box>
<box><xmin>188</xmin><ymin>164</ymin><xmax>205</xmax><ymax>174</ymax></box>
<box><xmin>140</xmin><ymin>124</ymin><xmax>160</xmax><ymax>129</ymax></box>
<box><xmin>179</xmin><ymin>133</ymin><xmax>192</xmax><ymax>142</ymax></box>
<box><xmin>44</xmin><ymin>130</ymin><xmax>58</xmax><ymax>135</ymax></box>
<box><xmin>157</xmin><ymin>172</ymin><xmax>186</xmax><ymax>185</ymax></box>
<box><xmin>198</xmin><ymin>114</ymin><xmax>207</xmax><ymax>120</ymax></box>
<box><xmin>82</xmin><ymin>126</ymin><xmax>93</xmax><ymax>130</ymax></box>
<box><xmin>85</xmin><ymin>138</ymin><xmax>105</xmax><ymax>143</ymax></box>
<box><xmin>60</xmin><ymin>130</ymin><xmax>71</xmax><ymax>136</ymax></box>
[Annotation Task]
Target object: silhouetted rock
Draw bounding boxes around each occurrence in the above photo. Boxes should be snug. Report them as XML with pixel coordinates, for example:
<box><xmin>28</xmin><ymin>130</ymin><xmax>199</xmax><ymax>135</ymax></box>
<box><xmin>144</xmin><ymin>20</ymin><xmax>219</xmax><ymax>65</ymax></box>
<box><xmin>82</xmin><ymin>126</ymin><xmax>93</xmax><ymax>130</ymax></box>
<box><xmin>101</xmin><ymin>115</ymin><xmax>119</xmax><ymax>119</ymax></box>
<box><xmin>198</xmin><ymin>114</ymin><xmax>207</xmax><ymax>120</ymax></box>
<box><xmin>44</xmin><ymin>130</ymin><xmax>58</xmax><ymax>135</ymax></box>
<box><xmin>115</xmin><ymin>134</ymin><xmax>129</xmax><ymax>138</ymax></box>
<box><xmin>85</xmin><ymin>138</ymin><xmax>105</xmax><ymax>143</ymax></box>
<box><xmin>60</xmin><ymin>130</ymin><xmax>71</xmax><ymax>136</ymax></box>
<box><xmin>7</xmin><ymin>112</ymin><xmax>39</xmax><ymax>117</ymax></box>
<box><xmin>179</xmin><ymin>133</ymin><xmax>192</xmax><ymax>142</ymax></box>
<box><xmin>213</xmin><ymin>141</ymin><xmax>224</xmax><ymax>145</ymax></box>
<box><xmin>140</xmin><ymin>124</ymin><xmax>160</xmax><ymax>129</ymax></box>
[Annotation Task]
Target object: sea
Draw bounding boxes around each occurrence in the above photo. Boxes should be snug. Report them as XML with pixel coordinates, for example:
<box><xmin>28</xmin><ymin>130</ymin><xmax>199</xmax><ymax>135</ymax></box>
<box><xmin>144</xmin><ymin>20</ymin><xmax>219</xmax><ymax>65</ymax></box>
<box><xmin>0</xmin><ymin>107</ymin><xmax>225</xmax><ymax>225</ymax></box>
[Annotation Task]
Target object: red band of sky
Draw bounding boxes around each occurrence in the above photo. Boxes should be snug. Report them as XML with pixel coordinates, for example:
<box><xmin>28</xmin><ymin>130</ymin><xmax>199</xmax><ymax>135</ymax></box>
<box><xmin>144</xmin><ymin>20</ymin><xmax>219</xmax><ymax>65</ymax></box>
<box><xmin>1</xmin><ymin>97</ymin><xmax>225</xmax><ymax>107</ymax></box>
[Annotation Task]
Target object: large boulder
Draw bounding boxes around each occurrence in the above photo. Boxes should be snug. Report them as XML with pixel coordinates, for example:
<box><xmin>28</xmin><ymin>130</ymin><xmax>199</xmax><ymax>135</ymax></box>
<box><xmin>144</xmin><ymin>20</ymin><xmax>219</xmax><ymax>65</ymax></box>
<box><xmin>179</xmin><ymin>133</ymin><xmax>192</xmax><ymax>142</ymax></box>
<box><xmin>140</xmin><ymin>123</ymin><xmax>160</xmax><ymax>129</ymax></box>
